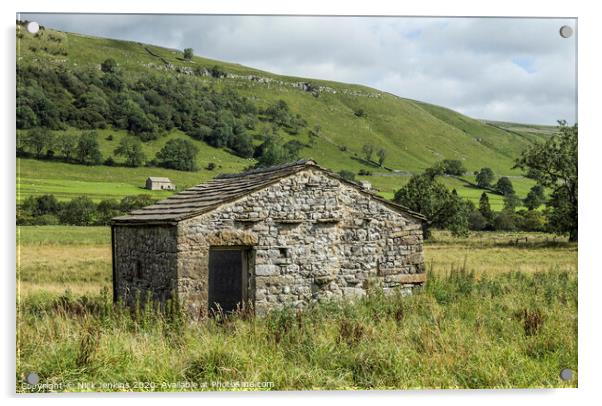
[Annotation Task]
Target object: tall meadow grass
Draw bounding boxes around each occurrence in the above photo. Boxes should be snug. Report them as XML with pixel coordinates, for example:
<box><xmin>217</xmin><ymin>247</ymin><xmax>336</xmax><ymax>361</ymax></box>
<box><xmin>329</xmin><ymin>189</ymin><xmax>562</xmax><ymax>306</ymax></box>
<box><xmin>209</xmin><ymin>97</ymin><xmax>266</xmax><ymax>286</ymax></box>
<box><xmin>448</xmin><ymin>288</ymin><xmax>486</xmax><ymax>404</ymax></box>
<box><xmin>17</xmin><ymin>267</ymin><xmax>577</xmax><ymax>392</ymax></box>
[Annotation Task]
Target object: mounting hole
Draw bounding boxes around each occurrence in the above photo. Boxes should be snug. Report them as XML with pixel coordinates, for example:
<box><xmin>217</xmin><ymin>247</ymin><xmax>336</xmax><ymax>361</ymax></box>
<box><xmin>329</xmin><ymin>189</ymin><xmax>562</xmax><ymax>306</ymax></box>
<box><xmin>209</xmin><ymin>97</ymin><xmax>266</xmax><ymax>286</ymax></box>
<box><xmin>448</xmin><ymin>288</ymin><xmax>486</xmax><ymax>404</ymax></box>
<box><xmin>26</xmin><ymin>21</ymin><xmax>40</xmax><ymax>34</ymax></box>
<box><xmin>26</xmin><ymin>372</ymin><xmax>40</xmax><ymax>385</ymax></box>
<box><xmin>559</xmin><ymin>25</ymin><xmax>573</xmax><ymax>39</ymax></box>
<box><xmin>560</xmin><ymin>368</ymin><xmax>573</xmax><ymax>381</ymax></box>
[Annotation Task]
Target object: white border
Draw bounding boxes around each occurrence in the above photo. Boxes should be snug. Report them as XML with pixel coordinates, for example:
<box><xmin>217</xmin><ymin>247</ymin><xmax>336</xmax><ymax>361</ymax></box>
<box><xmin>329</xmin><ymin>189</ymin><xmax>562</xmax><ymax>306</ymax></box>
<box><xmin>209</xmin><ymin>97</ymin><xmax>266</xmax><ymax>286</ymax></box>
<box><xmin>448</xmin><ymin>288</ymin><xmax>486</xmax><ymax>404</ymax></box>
<box><xmin>3</xmin><ymin>0</ymin><xmax>599</xmax><ymax>404</ymax></box>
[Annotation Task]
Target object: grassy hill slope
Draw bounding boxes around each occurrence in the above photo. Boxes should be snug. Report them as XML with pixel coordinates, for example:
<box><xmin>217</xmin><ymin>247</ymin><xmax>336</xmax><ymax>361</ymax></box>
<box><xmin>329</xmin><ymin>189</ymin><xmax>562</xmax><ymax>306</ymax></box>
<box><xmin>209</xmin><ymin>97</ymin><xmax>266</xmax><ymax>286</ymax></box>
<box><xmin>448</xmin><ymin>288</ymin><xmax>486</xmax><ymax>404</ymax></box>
<box><xmin>17</xmin><ymin>25</ymin><xmax>550</xmax><ymax>206</ymax></box>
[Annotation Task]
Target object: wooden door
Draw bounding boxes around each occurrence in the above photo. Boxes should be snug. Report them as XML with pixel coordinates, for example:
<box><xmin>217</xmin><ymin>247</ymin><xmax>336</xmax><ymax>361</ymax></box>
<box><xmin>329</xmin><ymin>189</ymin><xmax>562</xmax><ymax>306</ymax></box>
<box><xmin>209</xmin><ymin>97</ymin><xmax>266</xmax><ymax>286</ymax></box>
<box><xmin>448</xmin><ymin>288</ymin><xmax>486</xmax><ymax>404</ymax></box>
<box><xmin>208</xmin><ymin>248</ymin><xmax>246</xmax><ymax>314</ymax></box>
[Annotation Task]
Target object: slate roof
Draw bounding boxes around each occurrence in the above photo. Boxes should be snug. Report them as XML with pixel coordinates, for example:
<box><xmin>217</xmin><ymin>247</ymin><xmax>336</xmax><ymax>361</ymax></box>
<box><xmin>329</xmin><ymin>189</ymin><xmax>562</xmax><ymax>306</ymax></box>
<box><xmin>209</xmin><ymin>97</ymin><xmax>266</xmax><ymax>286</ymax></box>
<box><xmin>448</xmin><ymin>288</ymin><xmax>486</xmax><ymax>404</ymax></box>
<box><xmin>147</xmin><ymin>177</ymin><xmax>172</xmax><ymax>183</ymax></box>
<box><xmin>113</xmin><ymin>160</ymin><xmax>426</xmax><ymax>225</ymax></box>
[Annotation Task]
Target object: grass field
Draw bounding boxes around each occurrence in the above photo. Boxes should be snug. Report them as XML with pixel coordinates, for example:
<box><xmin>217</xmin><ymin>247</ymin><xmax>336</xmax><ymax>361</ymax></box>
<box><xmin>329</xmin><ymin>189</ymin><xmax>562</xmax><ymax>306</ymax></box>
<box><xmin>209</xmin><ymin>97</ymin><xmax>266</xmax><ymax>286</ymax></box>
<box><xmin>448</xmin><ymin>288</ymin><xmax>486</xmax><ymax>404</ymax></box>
<box><xmin>17</xmin><ymin>155</ymin><xmax>536</xmax><ymax>210</ymax></box>
<box><xmin>16</xmin><ymin>226</ymin><xmax>577</xmax><ymax>391</ymax></box>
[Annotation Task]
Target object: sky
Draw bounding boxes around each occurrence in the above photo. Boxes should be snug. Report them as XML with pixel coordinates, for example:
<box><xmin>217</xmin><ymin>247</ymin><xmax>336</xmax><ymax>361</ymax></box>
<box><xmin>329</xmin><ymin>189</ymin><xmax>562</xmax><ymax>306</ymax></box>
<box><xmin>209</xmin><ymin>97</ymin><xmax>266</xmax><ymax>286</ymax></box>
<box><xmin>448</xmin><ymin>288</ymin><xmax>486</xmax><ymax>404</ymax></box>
<box><xmin>19</xmin><ymin>14</ymin><xmax>577</xmax><ymax>125</ymax></box>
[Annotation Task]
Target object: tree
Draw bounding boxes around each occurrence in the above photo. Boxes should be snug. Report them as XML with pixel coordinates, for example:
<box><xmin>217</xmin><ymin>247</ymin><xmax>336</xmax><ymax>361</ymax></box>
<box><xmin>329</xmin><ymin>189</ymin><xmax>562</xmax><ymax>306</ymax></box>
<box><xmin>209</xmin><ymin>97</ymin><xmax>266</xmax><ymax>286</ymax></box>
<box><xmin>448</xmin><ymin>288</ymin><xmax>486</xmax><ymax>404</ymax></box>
<box><xmin>514</xmin><ymin>121</ymin><xmax>576</xmax><ymax>241</ymax></box>
<box><xmin>478</xmin><ymin>192</ymin><xmax>493</xmax><ymax>221</ymax></box>
<box><xmin>516</xmin><ymin>209</ymin><xmax>546</xmax><ymax>232</ymax></box>
<box><xmin>255</xmin><ymin>135</ymin><xmax>299</xmax><ymax>168</ymax></box>
<box><xmin>229</xmin><ymin>132</ymin><xmax>255</xmax><ymax>158</ymax></box>
<box><xmin>495</xmin><ymin>176</ymin><xmax>515</xmax><ymax>196</ymax></box>
<box><xmin>338</xmin><ymin>170</ymin><xmax>356</xmax><ymax>182</ymax></box>
<box><xmin>183</xmin><ymin>48</ymin><xmax>193</xmax><ymax>60</ymax></box>
<box><xmin>77</xmin><ymin>131</ymin><xmax>103</xmax><ymax>165</ymax></box>
<box><xmin>394</xmin><ymin>174</ymin><xmax>471</xmax><ymax>237</ymax></box>
<box><xmin>377</xmin><ymin>148</ymin><xmax>386</xmax><ymax>166</ymax></box>
<box><xmin>475</xmin><ymin>167</ymin><xmax>495</xmax><ymax>188</ymax></box>
<box><xmin>56</xmin><ymin>133</ymin><xmax>77</xmax><ymax>161</ymax></box>
<box><xmin>155</xmin><ymin>139</ymin><xmax>198</xmax><ymax>171</ymax></box>
<box><xmin>425</xmin><ymin>162</ymin><xmax>446</xmax><ymax>179</ymax></box>
<box><xmin>96</xmin><ymin>199</ymin><xmax>122</xmax><ymax>225</ymax></box>
<box><xmin>114</xmin><ymin>136</ymin><xmax>146</xmax><ymax>167</ymax></box>
<box><xmin>503</xmin><ymin>193</ymin><xmax>521</xmax><ymax>212</ymax></box>
<box><xmin>25</xmin><ymin>127</ymin><xmax>54</xmax><ymax>159</ymax></box>
<box><xmin>120</xmin><ymin>194</ymin><xmax>156</xmax><ymax>212</ymax></box>
<box><xmin>493</xmin><ymin>211</ymin><xmax>517</xmax><ymax>231</ymax></box>
<box><xmin>283</xmin><ymin>140</ymin><xmax>305</xmax><ymax>157</ymax></box>
<box><xmin>21</xmin><ymin>194</ymin><xmax>61</xmax><ymax>217</ymax></box>
<box><xmin>100</xmin><ymin>58</ymin><xmax>117</xmax><ymax>73</ymax></box>
<box><xmin>441</xmin><ymin>159</ymin><xmax>467</xmax><ymax>176</ymax></box>
<box><xmin>523</xmin><ymin>184</ymin><xmax>546</xmax><ymax>211</ymax></box>
<box><xmin>17</xmin><ymin>104</ymin><xmax>38</xmax><ymax>129</ymax></box>
<box><xmin>468</xmin><ymin>210</ymin><xmax>488</xmax><ymax>231</ymax></box>
<box><xmin>264</xmin><ymin>100</ymin><xmax>287</xmax><ymax>120</ymax></box>
<box><xmin>362</xmin><ymin>144</ymin><xmax>374</xmax><ymax>162</ymax></box>
<box><xmin>59</xmin><ymin>196</ymin><xmax>97</xmax><ymax>225</ymax></box>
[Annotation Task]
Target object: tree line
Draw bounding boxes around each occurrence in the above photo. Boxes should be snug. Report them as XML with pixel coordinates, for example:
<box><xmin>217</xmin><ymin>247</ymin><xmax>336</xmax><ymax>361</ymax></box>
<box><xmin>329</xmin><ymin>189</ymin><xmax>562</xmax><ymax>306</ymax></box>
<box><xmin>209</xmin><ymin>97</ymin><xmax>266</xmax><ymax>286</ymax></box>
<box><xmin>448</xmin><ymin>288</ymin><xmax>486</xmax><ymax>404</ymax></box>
<box><xmin>394</xmin><ymin>122</ymin><xmax>577</xmax><ymax>241</ymax></box>
<box><xmin>17</xmin><ymin>194</ymin><xmax>158</xmax><ymax>226</ymax></box>
<box><xmin>17</xmin><ymin>129</ymin><xmax>201</xmax><ymax>171</ymax></box>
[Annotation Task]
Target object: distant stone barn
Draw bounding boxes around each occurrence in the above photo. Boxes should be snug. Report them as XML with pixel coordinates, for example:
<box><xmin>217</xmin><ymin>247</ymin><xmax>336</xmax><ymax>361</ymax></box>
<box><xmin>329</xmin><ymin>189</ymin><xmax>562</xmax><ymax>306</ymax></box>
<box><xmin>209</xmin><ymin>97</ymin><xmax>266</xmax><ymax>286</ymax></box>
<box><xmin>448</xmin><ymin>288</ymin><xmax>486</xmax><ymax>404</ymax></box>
<box><xmin>145</xmin><ymin>177</ymin><xmax>175</xmax><ymax>191</ymax></box>
<box><xmin>111</xmin><ymin>160</ymin><xmax>426</xmax><ymax>318</ymax></box>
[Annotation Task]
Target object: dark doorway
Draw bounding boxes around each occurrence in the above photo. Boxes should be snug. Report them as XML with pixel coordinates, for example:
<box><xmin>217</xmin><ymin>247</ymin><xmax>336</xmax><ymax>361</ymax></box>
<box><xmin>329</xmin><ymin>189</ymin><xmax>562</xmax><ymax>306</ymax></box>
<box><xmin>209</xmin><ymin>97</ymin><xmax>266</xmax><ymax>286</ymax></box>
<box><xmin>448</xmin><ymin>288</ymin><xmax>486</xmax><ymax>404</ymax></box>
<box><xmin>208</xmin><ymin>247</ymin><xmax>247</xmax><ymax>314</ymax></box>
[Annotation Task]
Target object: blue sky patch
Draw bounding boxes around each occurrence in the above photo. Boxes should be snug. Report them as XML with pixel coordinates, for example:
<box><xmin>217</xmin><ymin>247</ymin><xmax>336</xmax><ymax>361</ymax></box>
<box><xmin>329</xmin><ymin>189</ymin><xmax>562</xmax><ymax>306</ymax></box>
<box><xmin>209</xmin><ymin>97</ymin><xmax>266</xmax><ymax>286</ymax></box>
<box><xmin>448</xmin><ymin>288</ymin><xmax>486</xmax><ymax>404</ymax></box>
<box><xmin>405</xmin><ymin>29</ymin><xmax>422</xmax><ymax>40</ymax></box>
<box><xmin>512</xmin><ymin>57</ymin><xmax>537</xmax><ymax>74</ymax></box>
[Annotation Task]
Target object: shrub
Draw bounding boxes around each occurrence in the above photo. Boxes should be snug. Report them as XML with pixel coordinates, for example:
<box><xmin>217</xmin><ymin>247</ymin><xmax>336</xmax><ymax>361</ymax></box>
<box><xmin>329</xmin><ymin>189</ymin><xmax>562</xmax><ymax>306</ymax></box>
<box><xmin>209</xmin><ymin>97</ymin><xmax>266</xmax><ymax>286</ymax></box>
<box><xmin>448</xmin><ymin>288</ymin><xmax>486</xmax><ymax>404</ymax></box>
<box><xmin>210</xmin><ymin>65</ymin><xmax>226</xmax><ymax>78</ymax></box>
<box><xmin>229</xmin><ymin>132</ymin><xmax>255</xmax><ymax>158</ymax></box>
<box><xmin>338</xmin><ymin>170</ymin><xmax>356</xmax><ymax>182</ymax></box>
<box><xmin>29</xmin><ymin>214</ymin><xmax>60</xmax><ymax>226</ymax></box>
<box><xmin>493</xmin><ymin>211</ymin><xmax>517</xmax><ymax>231</ymax></box>
<box><xmin>516</xmin><ymin>209</ymin><xmax>547</xmax><ymax>232</ymax></box>
<box><xmin>468</xmin><ymin>210</ymin><xmax>488</xmax><ymax>231</ymax></box>
<box><xmin>255</xmin><ymin>136</ymin><xmax>299</xmax><ymax>168</ymax></box>
<box><xmin>354</xmin><ymin>108</ymin><xmax>366</xmax><ymax>118</ymax></box>
<box><xmin>119</xmin><ymin>194</ymin><xmax>155</xmax><ymax>212</ymax></box>
<box><xmin>441</xmin><ymin>159</ymin><xmax>467</xmax><ymax>176</ymax></box>
<box><xmin>96</xmin><ymin>199</ymin><xmax>121</xmax><ymax>225</ymax></box>
<box><xmin>21</xmin><ymin>194</ymin><xmax>61</xmax><ymax>217</ymax></box>
<box><xmin>100</xmin><ymin>58</ymin><xmax>117</xmax><ymax>73</ymax></box>
<box><xmin>362</xmin><ymin>144</ymin><xmax>374</xmax><ymax>161</ymax></box>
<box><xmin>59</xmin><ymin>196</ymin><xmax>97</xmax><ymax>225</ymax></box>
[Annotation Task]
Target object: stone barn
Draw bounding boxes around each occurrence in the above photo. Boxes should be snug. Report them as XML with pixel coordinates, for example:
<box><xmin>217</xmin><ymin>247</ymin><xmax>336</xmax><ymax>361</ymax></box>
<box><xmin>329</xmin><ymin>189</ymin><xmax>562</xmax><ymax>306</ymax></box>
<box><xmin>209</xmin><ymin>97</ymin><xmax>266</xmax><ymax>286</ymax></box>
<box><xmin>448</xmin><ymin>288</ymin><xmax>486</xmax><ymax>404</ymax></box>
<box><xmin>111</xmin><ymin>160</ymin><xmax>426</xmax><ymax>318</ymax></box>
<box><xmin>145</xmin><ymin>177</ymin><xmax>175</xmax><ymax>191</ymax></box>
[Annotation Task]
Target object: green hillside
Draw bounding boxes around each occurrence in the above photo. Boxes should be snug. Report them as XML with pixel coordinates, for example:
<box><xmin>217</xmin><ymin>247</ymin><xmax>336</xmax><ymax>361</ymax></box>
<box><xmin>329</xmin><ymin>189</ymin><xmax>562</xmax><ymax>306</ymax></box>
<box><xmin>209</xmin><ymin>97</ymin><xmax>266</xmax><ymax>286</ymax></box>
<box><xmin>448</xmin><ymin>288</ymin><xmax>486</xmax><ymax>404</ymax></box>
<box><xmin>17</xmin><ymin>24</ymin><xmax>549</xmax><ymax>207</ymax></box>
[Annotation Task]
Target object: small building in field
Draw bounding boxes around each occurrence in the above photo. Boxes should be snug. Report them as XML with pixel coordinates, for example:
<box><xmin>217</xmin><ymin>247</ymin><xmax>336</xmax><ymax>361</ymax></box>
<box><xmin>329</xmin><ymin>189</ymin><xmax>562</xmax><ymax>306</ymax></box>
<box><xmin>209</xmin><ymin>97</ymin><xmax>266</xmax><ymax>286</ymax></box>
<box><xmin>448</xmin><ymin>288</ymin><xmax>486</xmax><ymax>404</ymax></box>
<box><xmin>145</xmin><ymin>177</ymin><xmax>175</xmax><ymax>191</ymax></box>
<box><xmin>112</xmin><ymin>160</ymin><xmax>426</xmax><ymax>319</ymax></box>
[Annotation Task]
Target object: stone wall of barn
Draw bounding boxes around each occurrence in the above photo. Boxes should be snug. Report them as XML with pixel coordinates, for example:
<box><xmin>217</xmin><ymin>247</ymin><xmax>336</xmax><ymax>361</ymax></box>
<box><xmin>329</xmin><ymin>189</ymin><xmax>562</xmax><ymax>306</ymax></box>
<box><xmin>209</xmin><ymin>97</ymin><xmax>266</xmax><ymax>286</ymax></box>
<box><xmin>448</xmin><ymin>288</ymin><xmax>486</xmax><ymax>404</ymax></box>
<box><xmin>112</xmin><ymin>225</ymin><xmax>178</xmax><ymax>305</ymax></box>
<box><xmin>176</xmin><ymin>169</ymin><xmax>424</xmax><ymax>317</ymax></box>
